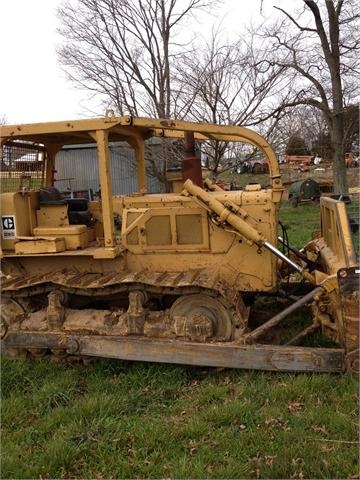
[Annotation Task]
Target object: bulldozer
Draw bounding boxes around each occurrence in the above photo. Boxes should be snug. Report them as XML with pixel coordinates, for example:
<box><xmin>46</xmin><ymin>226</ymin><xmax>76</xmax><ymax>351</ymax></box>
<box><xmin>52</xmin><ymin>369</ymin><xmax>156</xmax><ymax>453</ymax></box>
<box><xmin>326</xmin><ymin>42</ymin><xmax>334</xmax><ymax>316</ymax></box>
<box><xmin>0</xmin><ymin>115</ymin><xmax>358</xmax><ymax>373</ymax></box>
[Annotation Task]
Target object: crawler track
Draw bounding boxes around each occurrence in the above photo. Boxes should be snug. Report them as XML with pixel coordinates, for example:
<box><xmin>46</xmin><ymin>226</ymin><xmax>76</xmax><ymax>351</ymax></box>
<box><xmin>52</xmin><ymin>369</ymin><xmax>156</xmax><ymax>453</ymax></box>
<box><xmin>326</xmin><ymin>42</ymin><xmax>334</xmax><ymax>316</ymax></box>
<box><xmin>1</xmin><ymin>267</ymin><xmax>236</xmax><ymax>302</ymax></box>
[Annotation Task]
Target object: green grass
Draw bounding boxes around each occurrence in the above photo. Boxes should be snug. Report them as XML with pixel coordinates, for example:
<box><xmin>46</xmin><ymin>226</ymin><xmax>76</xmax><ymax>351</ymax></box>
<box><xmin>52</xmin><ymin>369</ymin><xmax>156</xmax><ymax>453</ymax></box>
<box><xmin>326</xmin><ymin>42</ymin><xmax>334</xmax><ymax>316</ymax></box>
<box><xmin>0</xmin><ymin>177</ymin><xmax>43</xmax><ymax>193</ymax></box>
<box><xmin>279</xmin><ymin>202</ymin><xmax>321</xmax><ymax>248</ymax></box>
<box><xmin>1</xmin><ymin>202</ymin><xmax>359</xmax><ymax>479</ymax></box>
<box><xmin>280</xmin><ymin>200</ymin><xmax>359</xmax><ymax>255</ymax></box>
<box><xmin>1</xmin><ymin>360</ymin><xmax>359</xmax><ymax>479</ymax></box>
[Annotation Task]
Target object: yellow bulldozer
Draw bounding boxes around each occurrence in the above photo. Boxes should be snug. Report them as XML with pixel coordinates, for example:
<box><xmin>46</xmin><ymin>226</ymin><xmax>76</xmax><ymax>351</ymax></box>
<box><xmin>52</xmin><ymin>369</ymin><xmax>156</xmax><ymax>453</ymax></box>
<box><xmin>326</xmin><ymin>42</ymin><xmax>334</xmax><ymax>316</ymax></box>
<box><xmin>0</xmin><ymin>115</ymin><xmax>358</xmax><ymax>372</ymax></box>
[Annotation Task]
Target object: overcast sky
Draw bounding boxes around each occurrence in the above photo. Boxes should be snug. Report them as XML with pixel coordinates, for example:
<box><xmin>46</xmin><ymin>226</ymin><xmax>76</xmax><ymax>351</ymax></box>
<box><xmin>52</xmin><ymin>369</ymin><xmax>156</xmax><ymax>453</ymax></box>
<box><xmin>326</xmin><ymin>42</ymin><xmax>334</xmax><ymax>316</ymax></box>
<box><xmin>0</xmin><ymin>0</ymin><xmax>275</xmax><ymax>125</ymax></box>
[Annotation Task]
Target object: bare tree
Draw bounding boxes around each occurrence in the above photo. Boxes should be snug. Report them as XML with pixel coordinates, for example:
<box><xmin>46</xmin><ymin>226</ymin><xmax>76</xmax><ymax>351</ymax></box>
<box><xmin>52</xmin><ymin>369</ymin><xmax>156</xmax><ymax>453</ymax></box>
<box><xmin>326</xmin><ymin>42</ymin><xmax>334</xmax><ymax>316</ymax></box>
<box><xmin>343</xmin><ymin>104</ymin><xmax>359</xmax><ymax>154</ymax></box>
<box><xmin>57</xmin><ymin>0</ymin><xmax>215</xmax><ymax>118</ymax></box>
<box><xmin>269</xmin><ymin>105</ymin><xmax>324</xmax><ymax>155</ymax></box>
<box><xmin>57</xmin><ymin>0</ymin><xmax>220</xmax><ymax>190</ymax></box>
<box><xmin>175</xmin><ymin>30</ymin><xmax>290</xmax><ymax>177</ymax></box>
<box><xmin>262</xmin><ymin>0</ymin><xmax>360</xmax><ymax>194</ymax></box>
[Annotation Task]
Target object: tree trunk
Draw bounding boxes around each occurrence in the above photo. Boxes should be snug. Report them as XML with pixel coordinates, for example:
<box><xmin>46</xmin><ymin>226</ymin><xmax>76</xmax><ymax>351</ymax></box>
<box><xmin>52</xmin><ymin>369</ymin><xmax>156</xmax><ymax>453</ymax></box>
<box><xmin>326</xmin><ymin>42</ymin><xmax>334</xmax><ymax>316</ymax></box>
<box><xmin>331</xmin><ymin>114</ymin><xmax>348</xmax><ymax>194</ymax></box>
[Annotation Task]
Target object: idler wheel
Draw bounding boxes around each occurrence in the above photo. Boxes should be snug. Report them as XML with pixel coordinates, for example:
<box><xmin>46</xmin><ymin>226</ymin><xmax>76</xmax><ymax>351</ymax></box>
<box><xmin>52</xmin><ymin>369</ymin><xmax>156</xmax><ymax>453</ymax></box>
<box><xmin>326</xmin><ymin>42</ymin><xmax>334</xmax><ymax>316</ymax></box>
<box><xmin>170</xmin><ymin>293</ymin><xmax>233</xmax><ymax>341</ymax></box>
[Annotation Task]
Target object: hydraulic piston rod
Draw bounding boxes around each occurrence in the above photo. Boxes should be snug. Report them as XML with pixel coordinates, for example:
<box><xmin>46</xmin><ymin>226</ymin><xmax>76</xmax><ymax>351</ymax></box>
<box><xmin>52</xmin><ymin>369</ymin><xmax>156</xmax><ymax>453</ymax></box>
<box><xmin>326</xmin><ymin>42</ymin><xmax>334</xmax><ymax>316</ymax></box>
<box><xmin>183</xmin><ymin>179</ymin><xmax>315</xmax><ymax>282</ymax></box>
<box><xmin>264</xmin><ymin>241</ymin><xmax>303</xmax><ymax>274</ymax></box>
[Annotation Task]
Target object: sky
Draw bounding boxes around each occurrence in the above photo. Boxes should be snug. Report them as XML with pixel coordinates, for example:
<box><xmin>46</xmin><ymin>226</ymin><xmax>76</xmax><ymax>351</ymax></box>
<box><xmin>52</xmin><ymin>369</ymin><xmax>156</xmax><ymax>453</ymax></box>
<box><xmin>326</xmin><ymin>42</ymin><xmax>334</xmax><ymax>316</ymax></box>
<box><xmin>0</xmin><ymin>0</ymin><xmax>275</xmax><ymax>125</ymax></box>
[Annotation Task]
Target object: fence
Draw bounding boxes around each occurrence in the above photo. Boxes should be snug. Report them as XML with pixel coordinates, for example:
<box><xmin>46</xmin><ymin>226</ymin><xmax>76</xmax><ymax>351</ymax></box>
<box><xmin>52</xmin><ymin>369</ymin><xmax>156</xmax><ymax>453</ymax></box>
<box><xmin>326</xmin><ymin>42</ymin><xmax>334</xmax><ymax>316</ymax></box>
<box><xmin>1</xmin><ymin>142</ymin><xmax>46</xmax><ymax>192</ymax></box>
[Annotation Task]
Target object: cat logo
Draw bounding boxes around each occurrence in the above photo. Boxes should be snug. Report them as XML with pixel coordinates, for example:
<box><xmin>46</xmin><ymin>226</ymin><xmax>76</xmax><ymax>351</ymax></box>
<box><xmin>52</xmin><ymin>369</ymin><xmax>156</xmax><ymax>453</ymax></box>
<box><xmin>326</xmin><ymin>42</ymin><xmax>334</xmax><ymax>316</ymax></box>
<box><xmin>1</xmin><ymin>215</ymin><xmax>16</xmax><ymax>239</ymax></box>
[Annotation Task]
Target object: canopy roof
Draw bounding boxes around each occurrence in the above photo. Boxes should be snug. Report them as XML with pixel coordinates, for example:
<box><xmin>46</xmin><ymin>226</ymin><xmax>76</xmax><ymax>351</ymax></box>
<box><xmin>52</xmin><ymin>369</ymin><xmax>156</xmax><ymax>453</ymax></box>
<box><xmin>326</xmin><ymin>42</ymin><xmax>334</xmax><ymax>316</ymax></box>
<box><xmin>1</xmin><ymin>115</ymin><xmax>281</xmax><ymax>182</ymax></box>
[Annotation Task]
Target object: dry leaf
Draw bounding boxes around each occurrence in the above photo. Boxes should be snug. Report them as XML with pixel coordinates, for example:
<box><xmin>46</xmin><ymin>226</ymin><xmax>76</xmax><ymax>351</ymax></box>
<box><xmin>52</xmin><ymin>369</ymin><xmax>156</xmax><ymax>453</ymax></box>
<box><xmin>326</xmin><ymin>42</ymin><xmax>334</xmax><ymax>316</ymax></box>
<box><xmin>265</xmin><ymin>417</ymin><xmax>278</xmax><ymax>425</ymax></box>
<box><xmin>265</xmin><ymin>455</ymin><xmax>277</xmax><ymax>466</ymax></box>
<box><xmin>206</xmin><ymin>464</ymin><xmax>215</xmax><ymax>473</ymax></box>
<box><xmin>249</xmin><ymin>468</ymin><xmax>261</xmax><ymax>478</ymax></box>
<box><xmin>290</xmin><ymin>471</ymin><xmax>305</xmax><ymax>479</ymax></box>
<box><xmin>288</xmin><ymin>401</ymin><xmax>304</xmax><ymax>412</ymax></box>
<box><xmin>311</xmin><ymin>424</ymin><xmax>329</xmax><ymax>436</ymax></box>
<box><xmin>320</xmin><ymin>445</ymin><xmax>335</xmax><ymax>453</ymax></box>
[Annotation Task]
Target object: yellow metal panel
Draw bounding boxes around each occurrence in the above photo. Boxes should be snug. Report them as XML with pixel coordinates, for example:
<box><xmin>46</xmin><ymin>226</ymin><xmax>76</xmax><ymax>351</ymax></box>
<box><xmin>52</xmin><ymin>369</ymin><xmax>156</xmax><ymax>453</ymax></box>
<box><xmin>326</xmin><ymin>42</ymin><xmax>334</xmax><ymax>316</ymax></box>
<box><xmin>319</xmin><ymin>197</ymin><xmax>357</xmax><ymax>270</ymax></box>
<box><xmin>33</xmin><ymin>226</ymin><xmax>88</xmax><ymax>250</ymax></box>
<box><xmin>92</xmin><ymin>246</ymin><xmax>123</xmax><ymax>259</ymax></box>
<box><xmin>126</xmin><ymin>211</ymin><xmax>142</xmax><ymax>227</ymax></box>
<box><xmin>146</xmin><ymin>216</ymin><xmax>172</xmax><ymax>246</ymax></box>
<box><xmin>126</xmin><ymin>228</ymin><xmax>139</xmax><ymax>245</ymax></box>
<box><xmin>33</xmin><ymin>226</ymin><xmax>87</xmax><ymax>235</ymax></box>
<box><xmin>176</xmin><ymin>214</ymin><xmax>203</xmax><ymax>244</ymax></box>
<box><xmin>122</xmin><ymin>206</ymin><xmax>210</xmax><ymax>253</ymax></box>
<box><xmin>0</xmin><ymin>192</ymin><xmax>39</xmax><ymax>251</ymax></box>
<box><xmin>36</xmin><ymin>205</ymin><xmax>69</xmax><ymax>227</ymax></box>
<box><xmin>44</xmin><ymin>144</ymin><xmax>62</xmax><ymax>186</ymax></box>
<box><xmin>126</xmin><ymin>136</ymin><xmax>147</xmax><ymax>193</ymax></box>
<box><xmin>15</xmin><ymin>237</ymin><xmax>66</xmax><ymax>254</ymax></box>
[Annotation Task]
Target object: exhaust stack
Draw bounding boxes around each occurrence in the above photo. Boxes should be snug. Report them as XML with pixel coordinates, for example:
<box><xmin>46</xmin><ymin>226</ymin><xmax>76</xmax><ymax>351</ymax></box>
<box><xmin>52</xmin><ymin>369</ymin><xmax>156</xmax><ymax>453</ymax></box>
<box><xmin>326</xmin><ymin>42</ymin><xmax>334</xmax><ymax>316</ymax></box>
<box><xmin>182</xmin><ymin>131</ymin><xmax>203</xmax><ymax>187</ymax></box>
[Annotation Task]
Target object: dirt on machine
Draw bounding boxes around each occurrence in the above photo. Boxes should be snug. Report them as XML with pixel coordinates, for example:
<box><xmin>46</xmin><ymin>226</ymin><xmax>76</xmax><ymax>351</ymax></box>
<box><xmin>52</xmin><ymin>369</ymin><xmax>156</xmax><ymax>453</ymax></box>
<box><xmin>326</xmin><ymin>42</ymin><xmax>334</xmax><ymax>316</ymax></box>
<box><xmin>0</xmin><ymin>115</ymin><xmax>358</xmax><ymax>373</ymax></box>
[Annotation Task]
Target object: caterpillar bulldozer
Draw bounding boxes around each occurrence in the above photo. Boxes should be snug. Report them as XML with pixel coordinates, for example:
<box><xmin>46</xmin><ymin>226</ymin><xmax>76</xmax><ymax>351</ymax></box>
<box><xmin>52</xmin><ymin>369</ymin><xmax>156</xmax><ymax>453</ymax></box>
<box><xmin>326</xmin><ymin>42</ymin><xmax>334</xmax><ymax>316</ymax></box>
<box><xmin>0</xmin><ymin>115</ymin><xmax>358</xmax><ymax>372</ymax></box>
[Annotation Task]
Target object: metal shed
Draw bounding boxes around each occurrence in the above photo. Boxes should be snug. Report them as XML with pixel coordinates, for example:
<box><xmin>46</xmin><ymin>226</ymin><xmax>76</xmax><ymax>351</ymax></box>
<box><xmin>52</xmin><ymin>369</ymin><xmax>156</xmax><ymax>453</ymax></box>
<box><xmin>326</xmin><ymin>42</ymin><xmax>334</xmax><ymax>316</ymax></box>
<box><xmin>54</xmin><ymin>142</ymin><xmax>162</xmax><ymax>197</ymax></box>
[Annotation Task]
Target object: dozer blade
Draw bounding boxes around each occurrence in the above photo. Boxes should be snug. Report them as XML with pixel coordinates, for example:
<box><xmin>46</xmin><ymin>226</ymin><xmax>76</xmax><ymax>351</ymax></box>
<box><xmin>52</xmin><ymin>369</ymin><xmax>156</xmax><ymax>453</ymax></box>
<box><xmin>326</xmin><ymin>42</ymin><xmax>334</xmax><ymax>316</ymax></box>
<box><xmin>338</xmin><ymin>266</ymin><xmax>360</xmax><ymax>372</ymax></box>
<box><xmin>2</xmin><ymin>332</ymin><xmax>344</xmax><ymax>373</ymax></box>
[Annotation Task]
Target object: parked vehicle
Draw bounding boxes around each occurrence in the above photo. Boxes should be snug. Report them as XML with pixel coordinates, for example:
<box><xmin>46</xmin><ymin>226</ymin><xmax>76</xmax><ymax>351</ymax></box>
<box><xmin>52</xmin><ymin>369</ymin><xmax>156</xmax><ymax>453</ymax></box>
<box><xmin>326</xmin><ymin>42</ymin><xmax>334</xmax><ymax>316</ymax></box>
<box><xmin>1</xmin><ymin>116</ymin><xmax>358</xmax><ymax>372</ymax></box>
<box><xmin>288</xmin><ymin>179</ymin><xmax>321</xmax><ymax>206</ymax></box>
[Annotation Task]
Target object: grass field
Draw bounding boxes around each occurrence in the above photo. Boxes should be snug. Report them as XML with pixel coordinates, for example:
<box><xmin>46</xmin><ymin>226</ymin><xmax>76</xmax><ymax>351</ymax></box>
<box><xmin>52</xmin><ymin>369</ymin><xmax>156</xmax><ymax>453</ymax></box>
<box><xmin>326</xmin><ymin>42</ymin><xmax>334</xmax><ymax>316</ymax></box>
<box><xmin>0</xmin><ymin>176</ymin><xmax>43</xmax><ymax>193</ymax></box>
<box><xmin>1</xmin><ymin>202</ymin><xmax>359</xmax><ymax>479</ymax></box>
<box><xmin>2</xmin><ymin>361</ymin><xmax>359</xmax><ymax>479</ymax></box>
<box><xmin>279</xmin><ymin>200</ymin><xmax>359</xmax><ymax>255</ymax></box>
